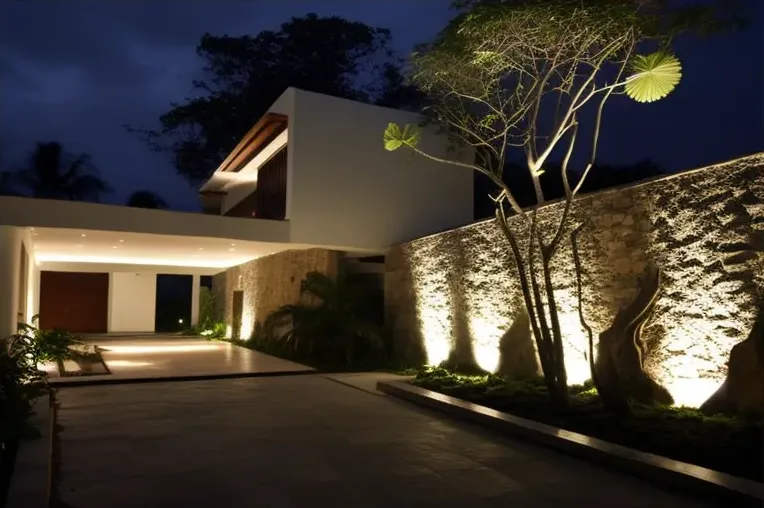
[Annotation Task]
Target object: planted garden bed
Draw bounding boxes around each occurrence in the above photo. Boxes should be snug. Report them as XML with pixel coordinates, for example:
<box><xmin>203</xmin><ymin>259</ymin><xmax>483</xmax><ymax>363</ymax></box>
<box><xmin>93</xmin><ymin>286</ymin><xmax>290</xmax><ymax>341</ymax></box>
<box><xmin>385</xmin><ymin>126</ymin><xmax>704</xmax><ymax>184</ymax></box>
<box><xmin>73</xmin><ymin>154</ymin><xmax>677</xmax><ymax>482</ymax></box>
<box><xmin>411</xmin><ymin>367</ymin><xmax>763</xmax><ymax>482</ymax></box>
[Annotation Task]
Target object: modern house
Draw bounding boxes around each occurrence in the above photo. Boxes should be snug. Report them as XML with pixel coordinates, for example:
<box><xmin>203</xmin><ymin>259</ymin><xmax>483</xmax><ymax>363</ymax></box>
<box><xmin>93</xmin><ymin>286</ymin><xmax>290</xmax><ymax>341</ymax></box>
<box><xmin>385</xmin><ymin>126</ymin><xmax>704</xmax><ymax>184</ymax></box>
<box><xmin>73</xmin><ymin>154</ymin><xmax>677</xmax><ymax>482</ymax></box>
<box><xmin>0</xmin><ymin>88</ymin><xmax>474</xmax><ymax>338</ymax></box>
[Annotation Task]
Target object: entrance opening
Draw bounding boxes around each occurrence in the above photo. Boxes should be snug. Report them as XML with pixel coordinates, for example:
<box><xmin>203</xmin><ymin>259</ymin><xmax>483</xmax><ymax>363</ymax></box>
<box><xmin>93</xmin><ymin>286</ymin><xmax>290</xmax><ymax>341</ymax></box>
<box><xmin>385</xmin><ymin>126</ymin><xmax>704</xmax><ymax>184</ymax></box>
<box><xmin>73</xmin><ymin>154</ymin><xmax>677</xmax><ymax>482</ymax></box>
<box><xmin>155</xmin><ymin>274</ymin><xmax>192</xmax><ymax>332</ymax></box>
<box><xmin>231</xmin><ymin>290</ymin><xmax>244</xmax><ymax>340</ymax></box>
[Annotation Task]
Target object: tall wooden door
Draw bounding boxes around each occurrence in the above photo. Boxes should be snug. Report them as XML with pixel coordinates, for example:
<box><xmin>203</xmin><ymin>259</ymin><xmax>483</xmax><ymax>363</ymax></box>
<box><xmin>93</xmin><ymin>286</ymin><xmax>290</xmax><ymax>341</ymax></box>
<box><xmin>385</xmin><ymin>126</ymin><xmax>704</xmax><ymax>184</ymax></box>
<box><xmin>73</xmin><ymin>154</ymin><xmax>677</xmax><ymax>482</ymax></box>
<box><xmin>39</xmin><ymin>271</ymin><xmax>109</xmax><ymax>333</ymax></box>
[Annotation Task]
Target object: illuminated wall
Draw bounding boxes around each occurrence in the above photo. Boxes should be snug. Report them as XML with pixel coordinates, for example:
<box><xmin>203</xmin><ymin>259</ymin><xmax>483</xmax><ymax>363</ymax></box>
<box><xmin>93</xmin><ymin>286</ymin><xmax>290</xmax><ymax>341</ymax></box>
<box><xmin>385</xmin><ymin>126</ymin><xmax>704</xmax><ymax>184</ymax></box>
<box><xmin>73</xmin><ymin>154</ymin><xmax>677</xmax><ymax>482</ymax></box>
<box><xmin>385</xmin><ymin>153</ymin><xmax>764</xmax><ymax>407</ymax></box>
<box><xmin>212</xmin><ymin>248</ymin><xmax>339</xmax><ymax>340</ymax></box>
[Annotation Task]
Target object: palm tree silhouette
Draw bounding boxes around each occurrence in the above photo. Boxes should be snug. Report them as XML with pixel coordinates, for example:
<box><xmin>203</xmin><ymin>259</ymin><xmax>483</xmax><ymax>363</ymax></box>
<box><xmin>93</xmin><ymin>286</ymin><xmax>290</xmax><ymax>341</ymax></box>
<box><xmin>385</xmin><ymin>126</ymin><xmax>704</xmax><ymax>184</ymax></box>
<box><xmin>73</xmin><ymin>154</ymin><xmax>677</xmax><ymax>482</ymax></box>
<box><xmin>126</xmin><ymin>190</ymin><xmax>168</xmax><ymax>209</ymax></box>
<box><xmin>13</xmin><ymin>142</ymin><xmax>110</xmax><ymax>201</ymax></box>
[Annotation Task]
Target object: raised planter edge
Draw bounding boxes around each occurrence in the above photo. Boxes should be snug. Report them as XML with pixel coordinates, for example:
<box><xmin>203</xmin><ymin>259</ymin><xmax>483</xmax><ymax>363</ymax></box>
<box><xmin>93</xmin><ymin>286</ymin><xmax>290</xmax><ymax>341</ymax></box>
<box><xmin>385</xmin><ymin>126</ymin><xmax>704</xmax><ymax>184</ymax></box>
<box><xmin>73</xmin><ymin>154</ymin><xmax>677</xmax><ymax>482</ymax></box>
<box><xmin>377</xmin><ymin>380</ymin><xmax>764</xmax><ymax>508</ymax></box>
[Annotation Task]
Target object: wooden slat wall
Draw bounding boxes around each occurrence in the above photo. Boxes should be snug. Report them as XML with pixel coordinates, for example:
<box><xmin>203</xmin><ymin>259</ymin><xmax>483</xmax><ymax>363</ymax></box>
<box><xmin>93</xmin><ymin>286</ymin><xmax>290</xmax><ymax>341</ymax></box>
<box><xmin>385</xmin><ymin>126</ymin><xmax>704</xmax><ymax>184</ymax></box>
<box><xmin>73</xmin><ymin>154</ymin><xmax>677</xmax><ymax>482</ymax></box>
<box><xmin>254</xmin><ymin>147</ymin><xmax>288</xmax><ymax>220</ymax></box>
<box><xmin>224</xmin><ymin>147</ymin><xmax>288</xmax><ymax>220</ymax></box>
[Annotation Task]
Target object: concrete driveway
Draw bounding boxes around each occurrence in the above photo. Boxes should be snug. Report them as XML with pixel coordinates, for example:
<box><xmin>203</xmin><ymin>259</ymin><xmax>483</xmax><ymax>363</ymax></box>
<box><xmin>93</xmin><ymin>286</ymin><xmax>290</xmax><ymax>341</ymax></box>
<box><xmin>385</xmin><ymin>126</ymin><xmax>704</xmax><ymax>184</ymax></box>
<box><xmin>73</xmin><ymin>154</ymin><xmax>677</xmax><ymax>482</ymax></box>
<box><xmin>54</xmin><ymin>375</ymin><xmax>716</xmax><ymax>508</ymax></box>
<box><xmin>48</xmin><ymin>336</ymin><xmax>312</xmax><ymax>385</ymax></box>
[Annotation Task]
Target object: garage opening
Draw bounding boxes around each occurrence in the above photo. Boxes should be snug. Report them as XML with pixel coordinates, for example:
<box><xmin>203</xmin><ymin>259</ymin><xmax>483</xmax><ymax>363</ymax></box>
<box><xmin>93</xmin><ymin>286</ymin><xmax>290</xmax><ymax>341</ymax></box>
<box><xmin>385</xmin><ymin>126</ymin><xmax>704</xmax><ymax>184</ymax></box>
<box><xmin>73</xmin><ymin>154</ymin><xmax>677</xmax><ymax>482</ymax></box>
<box><xmin>39</xmin><ymin>271</ymin><xmax>109</xmax><ymax>333</ymax></box>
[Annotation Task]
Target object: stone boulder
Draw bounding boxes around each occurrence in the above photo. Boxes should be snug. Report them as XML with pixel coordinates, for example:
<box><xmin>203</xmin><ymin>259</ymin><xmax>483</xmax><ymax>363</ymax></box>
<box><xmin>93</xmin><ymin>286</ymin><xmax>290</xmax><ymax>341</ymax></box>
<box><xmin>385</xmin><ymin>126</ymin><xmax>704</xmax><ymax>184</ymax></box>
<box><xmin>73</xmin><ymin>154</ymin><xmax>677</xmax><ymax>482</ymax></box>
<box><xmin>701</xmin><ymin>305</ymin><xmax>764</xmax><ymax>416</ymax></box>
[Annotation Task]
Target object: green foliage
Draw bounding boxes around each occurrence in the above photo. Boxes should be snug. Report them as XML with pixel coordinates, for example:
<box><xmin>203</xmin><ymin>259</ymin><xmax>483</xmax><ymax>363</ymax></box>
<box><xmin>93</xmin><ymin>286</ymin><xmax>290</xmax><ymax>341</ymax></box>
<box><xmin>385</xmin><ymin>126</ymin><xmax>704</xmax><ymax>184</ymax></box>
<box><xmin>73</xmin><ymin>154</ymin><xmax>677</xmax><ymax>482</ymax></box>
<box><xmin>625</xmin><ymin>52</ymin><xmax>683</xmax><ymax>103</ymax></box>
<box><xmin>8</xmin><ymin>142</ymin><xmax>110</xmax><ymax>201</ymax></box>
<box><xmin>383</xmin><ymin>123</ymin><xmax>420</xmax><ymax>151</ymax></box>
<box><xmin>257</xmin><ymin>271</ymin><xmax>387</xmax><ymax>367</ymax></box>
<box><xmin>13</xmin><ymin>315</ymin><xmax>83</xmax><ymax>365</ymax></box>
<box><xmin>197</xmin><ymin>287</ymin><xmax>216</xmax><ymax>328</ymax></box>
<box><xmin>410</xmin><ymin>366</ymin><xmax>763</xmax><ymax>480</ymax></box>
<box><xmin>1</xmin><ymin>334</ymin><xmax>46</xmax><ymax>475</ymax></box>
<box><xmin>199</xmin><ymin>322</ymin><xmax>227</xmax><ymax>340</ymax></box>
<box><xmin>131</xmin><ymin>14</ymin><xmax>422</xmax><ymax>185</ymax></box>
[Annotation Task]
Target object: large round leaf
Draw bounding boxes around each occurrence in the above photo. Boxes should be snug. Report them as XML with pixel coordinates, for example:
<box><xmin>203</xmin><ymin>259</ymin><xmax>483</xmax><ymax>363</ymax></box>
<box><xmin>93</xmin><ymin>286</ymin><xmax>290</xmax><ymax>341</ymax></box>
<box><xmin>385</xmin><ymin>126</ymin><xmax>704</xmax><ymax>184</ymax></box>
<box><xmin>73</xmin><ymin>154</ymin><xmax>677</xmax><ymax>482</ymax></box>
<box><xmin>625</xmin><ymin>53</ymin><xmax>682</xmax><ymax>103</ymax></box>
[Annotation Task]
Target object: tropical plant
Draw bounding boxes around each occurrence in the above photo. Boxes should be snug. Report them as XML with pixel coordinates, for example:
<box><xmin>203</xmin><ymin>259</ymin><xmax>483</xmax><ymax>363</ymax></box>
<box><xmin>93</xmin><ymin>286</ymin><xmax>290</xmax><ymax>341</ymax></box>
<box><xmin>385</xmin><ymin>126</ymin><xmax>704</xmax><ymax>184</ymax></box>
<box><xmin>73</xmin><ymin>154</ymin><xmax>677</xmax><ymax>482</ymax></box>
<box><xmin>260</xmin><ymin>271</ymin><xmax>387</xmax><ymax>366</ymax></box>
<box><xmin>382</xmin><ymin>0</ymin><xmax>732</xmax><ymax>408</ymax></box>
<box><xmin>11</xmin><ymin>142</ymin><xmax>110</xmax><ymax>201</ymax></box>
<box><xmin>13</xmin><ymin>315</ymin><xmax>83</xmax><ymax>369</ymax></box>
<box><xmin>126</xmin><ymin>190</ymin><xmax>168</xmax><ymax>209</ymax></box>
<box><xmin>1</xmin><ymin>336</ymin><xmax>46</xmax><ymax>493</ymax></box>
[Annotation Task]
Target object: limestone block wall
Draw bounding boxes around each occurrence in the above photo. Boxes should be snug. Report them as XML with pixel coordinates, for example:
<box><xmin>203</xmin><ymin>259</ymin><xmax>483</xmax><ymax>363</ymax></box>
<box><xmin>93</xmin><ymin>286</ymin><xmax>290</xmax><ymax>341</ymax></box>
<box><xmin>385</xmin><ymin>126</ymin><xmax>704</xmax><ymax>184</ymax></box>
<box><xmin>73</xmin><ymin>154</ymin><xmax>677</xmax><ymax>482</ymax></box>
<box><xmin>386</xmin><ymin>153</ymin><xmax>764</xmax><ymax>407</ymax></box>
<box><xmin>213</xmin><ymin>248</ymin><xmax>340</xmax><ymax>340</ymax></box>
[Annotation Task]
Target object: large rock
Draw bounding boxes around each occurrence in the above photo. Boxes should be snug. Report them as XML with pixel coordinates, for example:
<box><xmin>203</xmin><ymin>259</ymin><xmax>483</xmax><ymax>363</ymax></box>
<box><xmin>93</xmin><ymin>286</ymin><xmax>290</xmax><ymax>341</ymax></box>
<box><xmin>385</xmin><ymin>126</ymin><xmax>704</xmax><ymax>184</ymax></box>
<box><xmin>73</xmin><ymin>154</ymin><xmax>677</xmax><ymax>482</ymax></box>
<box><xmin>701</xmin><ymin>305</ymin><xmax>764</xmax><ymax>416</ymax></box>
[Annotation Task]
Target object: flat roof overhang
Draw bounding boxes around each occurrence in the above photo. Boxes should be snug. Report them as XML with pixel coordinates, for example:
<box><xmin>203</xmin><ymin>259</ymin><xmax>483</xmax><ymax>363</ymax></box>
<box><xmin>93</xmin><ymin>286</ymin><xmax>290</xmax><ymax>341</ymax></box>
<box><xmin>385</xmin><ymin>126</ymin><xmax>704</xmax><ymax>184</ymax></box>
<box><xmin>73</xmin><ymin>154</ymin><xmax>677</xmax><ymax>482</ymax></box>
<box><xmin>199</xmin><ymin>112</ymin><xmax>288</xmax><ymax>195</ymax></box>
<box><xmin>0</xmin><ymin>197</ymin><xmax>295</xmax><ymax>273</ymax></box>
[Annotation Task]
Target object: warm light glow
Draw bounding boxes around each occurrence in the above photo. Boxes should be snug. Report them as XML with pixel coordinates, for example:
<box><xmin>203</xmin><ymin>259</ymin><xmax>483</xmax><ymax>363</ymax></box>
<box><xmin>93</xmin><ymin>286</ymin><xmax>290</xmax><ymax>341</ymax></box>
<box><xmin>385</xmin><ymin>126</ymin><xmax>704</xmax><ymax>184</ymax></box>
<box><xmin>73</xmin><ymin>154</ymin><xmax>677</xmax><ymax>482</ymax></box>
<box><xmin>409</xmin><ymin>248</ymin><xmax>454</xmax><ymax>366</ymax></box>
<box><xmin>106</xmin><ymin>360</ymin><xmax>153</xmax><ymax>367</ymax></box>
<box><xmin>100</xmin><ymin>344</ymin><xmax>220</xmax><ymax>354</ymax></box>
<box><xmin>240</xmin><ymin>304</ymin><xmax>255</xmax><ymax>341</ymax></box>
<box><xmin>37</xmin><ymin>362</ymin><xmax>58</xmax><ymax>373</ymax></box>
<box><xmin>34</xmin><ymin>253</ymin><xmax>256</xmax><ymax>269</ymax></box>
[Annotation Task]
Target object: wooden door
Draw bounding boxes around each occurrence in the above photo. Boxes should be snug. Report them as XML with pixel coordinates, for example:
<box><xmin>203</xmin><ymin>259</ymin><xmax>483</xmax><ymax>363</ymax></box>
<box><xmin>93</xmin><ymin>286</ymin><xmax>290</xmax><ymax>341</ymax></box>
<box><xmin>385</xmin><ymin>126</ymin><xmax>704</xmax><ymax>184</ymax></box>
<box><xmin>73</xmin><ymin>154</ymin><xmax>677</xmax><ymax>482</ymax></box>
<box><xmin>39</xmin><ymin>271</ymin><xmax>109</xmax><ymax>333</ymax></box>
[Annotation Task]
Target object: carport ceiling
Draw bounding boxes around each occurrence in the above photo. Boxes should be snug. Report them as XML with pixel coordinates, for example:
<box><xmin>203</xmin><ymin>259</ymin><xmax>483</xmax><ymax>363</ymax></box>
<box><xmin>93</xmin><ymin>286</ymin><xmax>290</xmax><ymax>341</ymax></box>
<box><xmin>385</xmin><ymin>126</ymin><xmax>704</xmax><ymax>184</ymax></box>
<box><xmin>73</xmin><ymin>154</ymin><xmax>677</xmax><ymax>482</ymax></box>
<box><xmin>30</xmin><ymin>227</ymin><xmax>287</xmax><ymax>268</ymax></box>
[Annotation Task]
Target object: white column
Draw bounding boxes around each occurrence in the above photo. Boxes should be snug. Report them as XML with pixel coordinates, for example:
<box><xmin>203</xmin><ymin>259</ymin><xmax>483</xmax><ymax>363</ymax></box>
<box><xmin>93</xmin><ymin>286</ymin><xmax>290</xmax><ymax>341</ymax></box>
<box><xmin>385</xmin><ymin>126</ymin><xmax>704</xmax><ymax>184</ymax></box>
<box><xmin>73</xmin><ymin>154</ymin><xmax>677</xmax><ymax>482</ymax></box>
<box><xmin>190</xmin><ymin>274</ymin><xmax>201</xmax><ymax>327</ymax></box>
<box><xmin>0</xmin><ymin>226</ymin><xmax>21</xmax><ymax>338</ymax></box>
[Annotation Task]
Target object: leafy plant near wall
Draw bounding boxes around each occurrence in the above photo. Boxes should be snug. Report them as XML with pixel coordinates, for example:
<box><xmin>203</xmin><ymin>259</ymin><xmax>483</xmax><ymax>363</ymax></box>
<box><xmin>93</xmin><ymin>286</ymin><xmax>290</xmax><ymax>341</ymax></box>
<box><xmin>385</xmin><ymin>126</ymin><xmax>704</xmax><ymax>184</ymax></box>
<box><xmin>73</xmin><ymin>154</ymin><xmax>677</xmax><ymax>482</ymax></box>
<box><xmin>257</xmin><ymin>271</ymin><xmax>387</xmax><ymax>366</ymax></box>
<box><xmin>1</xmin><ymin>335</ymin><xmax>46</xmax><ymax>501</ymax></box>
<box><xmin>384</xmin><ymin>0</ymin><xmax>738</xmax><ymax>409</ymax></box>
<box><xmin>13</xmin><ymin>315</ymin><xmax>84</xmax><ymax>369</ymax></box>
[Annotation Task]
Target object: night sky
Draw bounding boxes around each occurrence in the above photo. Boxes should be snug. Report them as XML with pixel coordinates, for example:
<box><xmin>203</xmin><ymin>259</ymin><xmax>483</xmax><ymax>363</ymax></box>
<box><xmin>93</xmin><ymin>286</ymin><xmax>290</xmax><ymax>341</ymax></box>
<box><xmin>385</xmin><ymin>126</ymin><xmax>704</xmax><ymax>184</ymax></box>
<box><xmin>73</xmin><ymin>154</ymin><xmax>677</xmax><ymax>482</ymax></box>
<box><xmin>1</xmin><ymin>1</ymin><xmax>762</xmax><ymax>212</ymax></box>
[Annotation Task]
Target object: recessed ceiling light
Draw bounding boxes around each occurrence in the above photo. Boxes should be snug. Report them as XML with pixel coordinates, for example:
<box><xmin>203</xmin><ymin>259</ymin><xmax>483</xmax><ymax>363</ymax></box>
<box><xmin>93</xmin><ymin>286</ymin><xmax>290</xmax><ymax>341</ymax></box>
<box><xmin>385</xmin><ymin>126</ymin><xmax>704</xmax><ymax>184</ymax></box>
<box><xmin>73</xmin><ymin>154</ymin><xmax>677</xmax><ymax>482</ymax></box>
<box><xmin>228</xmin><ymin>248</ymin><xmax>235</xmax><ymax>252</ymax></box>
<box><xmin>81</xmin><ymin>233</ymin><xmax>86</xmax><ymax>237</ymax></box>
<box><xmin>112</xmin><ymin>246</ymin><xmax>118</xmax><ymax>249</ymax></box>
<box><xmin>230</xmin><ymin>243</ymin><xmax>236</xmax><ymax>246</ymax></box>
<box><xmin>119</xmin><ymin>239</ymin><xmax>124</xmax><ymax>243</ymax></box>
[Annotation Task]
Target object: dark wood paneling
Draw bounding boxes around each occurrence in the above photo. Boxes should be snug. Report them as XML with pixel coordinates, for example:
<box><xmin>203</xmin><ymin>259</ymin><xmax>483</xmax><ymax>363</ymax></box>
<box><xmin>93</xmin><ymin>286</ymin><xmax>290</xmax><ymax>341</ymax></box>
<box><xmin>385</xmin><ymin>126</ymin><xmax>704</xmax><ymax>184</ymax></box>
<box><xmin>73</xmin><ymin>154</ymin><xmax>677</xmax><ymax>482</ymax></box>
<box><xmin>39</xmin><ymin>271</ymin><xmax>109</xmax><ymax>333</ymax></box>
<box><xmin>254</xmin><ymin>147</ymin><xmax>288</xmax><ymax>220</ymax></box>
<box><xmin>224</xmin><ymin>147</ymin><xmax>288</xmax><ymax>220</ymax></box>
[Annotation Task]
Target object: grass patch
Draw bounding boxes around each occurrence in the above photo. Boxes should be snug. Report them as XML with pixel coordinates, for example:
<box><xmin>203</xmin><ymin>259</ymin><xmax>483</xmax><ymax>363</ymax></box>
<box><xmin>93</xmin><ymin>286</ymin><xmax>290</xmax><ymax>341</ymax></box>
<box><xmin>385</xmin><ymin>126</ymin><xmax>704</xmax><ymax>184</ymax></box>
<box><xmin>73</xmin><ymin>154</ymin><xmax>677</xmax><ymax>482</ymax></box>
<box><xmin>411</xmin><ymin>367</ymin><xmax>763</xmax><ymax>482</ymax></box>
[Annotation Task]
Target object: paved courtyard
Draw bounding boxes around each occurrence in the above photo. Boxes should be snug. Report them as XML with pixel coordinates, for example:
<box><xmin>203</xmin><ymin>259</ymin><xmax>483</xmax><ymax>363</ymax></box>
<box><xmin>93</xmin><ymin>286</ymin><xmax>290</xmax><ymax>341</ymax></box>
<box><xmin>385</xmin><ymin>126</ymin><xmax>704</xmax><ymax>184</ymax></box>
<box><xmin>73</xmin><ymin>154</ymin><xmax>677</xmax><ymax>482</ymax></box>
<box><xmin>55</xmin><ymin>375</ymin><xmax>719</xmax><ymax>508</ymax></box>
<box><xmin>48</xmin><ymin>336</ymin><xmax>312</xmax><ymax>384</ymax></box>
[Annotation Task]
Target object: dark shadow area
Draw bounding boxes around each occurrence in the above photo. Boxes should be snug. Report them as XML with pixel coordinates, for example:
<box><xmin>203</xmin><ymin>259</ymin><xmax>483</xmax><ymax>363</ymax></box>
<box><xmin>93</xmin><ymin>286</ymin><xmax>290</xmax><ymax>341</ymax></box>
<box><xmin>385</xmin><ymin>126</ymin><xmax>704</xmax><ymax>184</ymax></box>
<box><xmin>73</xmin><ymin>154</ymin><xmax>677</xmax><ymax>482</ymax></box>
<box><xmin>155</xmin><ymin>274</ymin><xmax>192</xmax><ymax>332</ymax></box>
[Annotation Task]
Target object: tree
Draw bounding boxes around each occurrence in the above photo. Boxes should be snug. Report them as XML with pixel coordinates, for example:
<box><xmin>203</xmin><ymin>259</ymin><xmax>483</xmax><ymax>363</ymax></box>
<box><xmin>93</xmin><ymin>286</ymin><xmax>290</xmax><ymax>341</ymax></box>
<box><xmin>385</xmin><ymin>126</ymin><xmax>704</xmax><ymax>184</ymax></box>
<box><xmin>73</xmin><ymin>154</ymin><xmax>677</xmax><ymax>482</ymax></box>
<box><xmin>12</xmin><ymin>142</ymin><xmax>110</xmax><ymax>202</ymax></box>
<box><xmin>474</xmin><ymin>159</ymin><xmax>666</xmax><ymax>219</ymax></box>
<box><xmin>126</xmin><ymin>190</ymin><xmax>168</xmax><ymax>209</ymax></box>
<box><xmin>132</xmin><ymin>14</ymin><xmax>423</xmax><ymax>186</ymax></box>
<box><xmin>384</xmin><ymin>0</ymin><xmax>705</xmax><ymax>408</ymax></box>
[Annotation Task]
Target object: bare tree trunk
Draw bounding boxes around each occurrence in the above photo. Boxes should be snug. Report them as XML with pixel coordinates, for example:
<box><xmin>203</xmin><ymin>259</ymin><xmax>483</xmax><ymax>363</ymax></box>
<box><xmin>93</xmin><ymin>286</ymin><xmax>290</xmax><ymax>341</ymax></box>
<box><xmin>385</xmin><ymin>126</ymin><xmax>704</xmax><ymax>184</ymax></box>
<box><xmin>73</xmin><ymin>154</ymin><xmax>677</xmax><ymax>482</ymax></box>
<box><xmin>496</xmin><ymin>208</ymin><xmax>569</xmax><ymax>406</ymax></box>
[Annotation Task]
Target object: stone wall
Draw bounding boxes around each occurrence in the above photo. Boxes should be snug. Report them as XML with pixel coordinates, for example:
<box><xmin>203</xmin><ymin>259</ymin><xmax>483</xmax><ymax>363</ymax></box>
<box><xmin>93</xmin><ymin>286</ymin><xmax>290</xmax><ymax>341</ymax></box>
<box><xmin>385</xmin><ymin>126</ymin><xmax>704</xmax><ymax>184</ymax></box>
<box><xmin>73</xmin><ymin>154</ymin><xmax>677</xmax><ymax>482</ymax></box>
<box><xmin>213</xmin><ymin>248</ymin><xmax>340</xmax><ymax>340</ymax></box>
<box><xmin>386</xmin><ymin>153</ymin><xmax>764</xmax><ymax>407</ymax></box>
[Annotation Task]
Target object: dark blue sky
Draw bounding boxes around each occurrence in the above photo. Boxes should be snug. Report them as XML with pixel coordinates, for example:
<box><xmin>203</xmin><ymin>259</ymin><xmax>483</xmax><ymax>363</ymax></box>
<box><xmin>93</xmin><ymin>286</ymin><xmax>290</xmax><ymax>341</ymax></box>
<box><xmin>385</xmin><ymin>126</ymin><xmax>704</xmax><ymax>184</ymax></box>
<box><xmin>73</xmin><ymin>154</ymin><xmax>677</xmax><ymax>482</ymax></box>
<box><xmin>1</xmin><ymin>1</ymin><xmax>761</xmax><ymax>211</ymax></box>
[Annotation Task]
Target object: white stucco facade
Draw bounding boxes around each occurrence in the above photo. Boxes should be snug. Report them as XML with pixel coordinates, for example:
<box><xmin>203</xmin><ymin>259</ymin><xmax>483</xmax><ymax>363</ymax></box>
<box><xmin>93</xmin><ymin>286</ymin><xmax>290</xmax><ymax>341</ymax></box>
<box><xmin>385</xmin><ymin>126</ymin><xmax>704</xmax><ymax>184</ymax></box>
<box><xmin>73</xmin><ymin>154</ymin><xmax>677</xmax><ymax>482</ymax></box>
<box><xmin>0</xmin><ymin>88</ymin><xmax>475</xmax><ymax>337</ymax></box>
<box><xmin>286</xmin><ymin>89</ymin><xmax>474</xmax><ymax>250</ymax></box>
<box><xmin>108</xmin><ymin>272</ymin><xmax>157</xmax><ymax>333</ymax></box>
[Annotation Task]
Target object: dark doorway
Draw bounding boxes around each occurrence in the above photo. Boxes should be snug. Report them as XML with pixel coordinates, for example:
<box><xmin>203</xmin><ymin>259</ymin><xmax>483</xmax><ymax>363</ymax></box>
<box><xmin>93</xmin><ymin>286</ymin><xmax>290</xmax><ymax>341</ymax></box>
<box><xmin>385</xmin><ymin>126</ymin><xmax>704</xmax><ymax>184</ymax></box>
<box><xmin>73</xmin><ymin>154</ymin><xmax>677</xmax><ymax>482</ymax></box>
<box><xmin>231</xmin><ymin>290</ymin><xmax>244</xmax><ymax>340</ymax></box>
<box><xmin>155</xmin><ymin>274</ymin><xmax>192</xmax><ymax>332</ymax></box>
<box><xmin>39</xmin><ymin>271</ymin><xmax>109</xmax><ymax>333</ymax></box>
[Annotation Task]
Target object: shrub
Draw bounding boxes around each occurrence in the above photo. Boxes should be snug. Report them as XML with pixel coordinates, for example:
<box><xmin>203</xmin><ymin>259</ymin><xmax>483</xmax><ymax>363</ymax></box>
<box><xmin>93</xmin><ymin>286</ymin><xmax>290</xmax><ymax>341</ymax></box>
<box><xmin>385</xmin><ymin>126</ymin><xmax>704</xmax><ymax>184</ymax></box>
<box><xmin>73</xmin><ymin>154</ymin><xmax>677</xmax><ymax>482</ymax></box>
<box><xmin>259</xmin><ymin>271</ymin><xmax>387</xmax><ymax>366</ymax></box>
<box><xmin>13</xmin><ymin>315</ymin><xmax>83</xmax><ymax>366</ymax></box>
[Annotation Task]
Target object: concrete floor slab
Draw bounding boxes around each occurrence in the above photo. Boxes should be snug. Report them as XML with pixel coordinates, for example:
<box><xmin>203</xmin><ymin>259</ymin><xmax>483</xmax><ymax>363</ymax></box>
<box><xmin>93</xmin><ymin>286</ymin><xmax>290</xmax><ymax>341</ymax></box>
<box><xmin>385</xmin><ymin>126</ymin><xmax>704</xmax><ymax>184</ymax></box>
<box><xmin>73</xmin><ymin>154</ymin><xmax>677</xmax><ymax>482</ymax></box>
<box><xmin>48</xmin><ymin>336</ymin><xmax>312</xmax><ymax>385</ymax></box>
<box><xmin>54</xmin><ymin>376</ymin><xmax>719</xmax><ymax>508</ymax></box>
